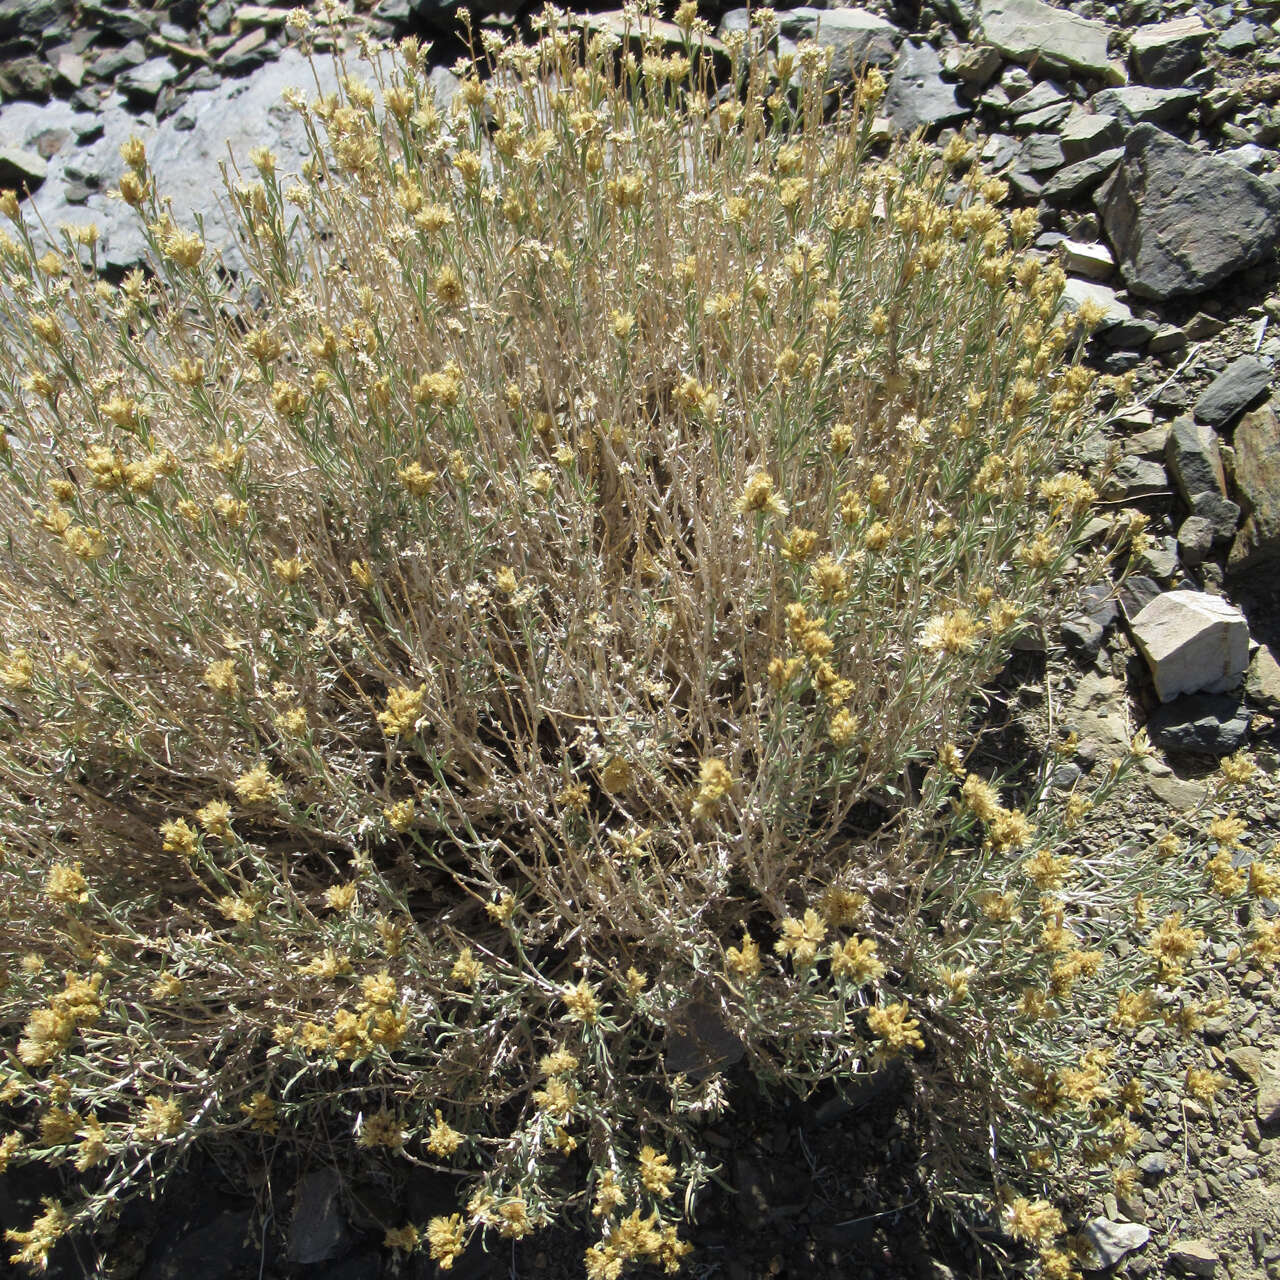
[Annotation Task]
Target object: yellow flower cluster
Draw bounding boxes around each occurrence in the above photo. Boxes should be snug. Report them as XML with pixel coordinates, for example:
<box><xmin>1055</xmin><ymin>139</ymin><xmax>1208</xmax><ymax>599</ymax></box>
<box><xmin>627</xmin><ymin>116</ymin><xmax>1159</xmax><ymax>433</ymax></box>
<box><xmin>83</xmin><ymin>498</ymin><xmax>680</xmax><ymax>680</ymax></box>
<box><xmin>17</xmin><ymin>972</ymin><xmax>104</xmax><ymax>1067</ymax></box>
<box><xmin>961</xmin><ymin>774</ymin><xmax>1036</xmax><ymax>852</ymax></box>
<box><xmin>378</xmin><ymin>683</ymin><xmax>427</xmax><ymax>737</ymax></box>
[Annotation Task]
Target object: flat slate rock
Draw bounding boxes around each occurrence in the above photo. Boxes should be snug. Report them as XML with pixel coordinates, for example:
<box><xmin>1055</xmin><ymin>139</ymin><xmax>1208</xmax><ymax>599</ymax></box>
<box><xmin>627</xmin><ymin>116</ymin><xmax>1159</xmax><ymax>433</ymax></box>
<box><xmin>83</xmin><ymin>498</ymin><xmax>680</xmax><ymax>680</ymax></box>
<box><xmin>1100</xmin><ymin>124</ymin><xmax>1280</xmax><ymax>301</ymax></box>
<box><xmin>1005</xmin><ymin>80</ymin><xmax>1066</xmax><ymax>116</ymax></box>
<box><xmin>777</xmin><ymin>6</ymin><xmax>901</xmax><ymax>78</ymax></box>
<box><xmin>1194</xmin><ymin>356</ymin><xmax>1272</xmax><ymax>429</ymax></box>
<box><xmin>884</xmin><ymin>40</ymin><xmax>968</xmax><ymax>133</ymax></box>
<box><xmin>1058</xmin><ymin>109</ymin><xmax>1122</xmax><ymax>161</ymax></box>
<box><xmin>15</xmin><ymin>48</ymin><xmax>457</xmax><ymax>275</ymax></box>
<box><xmin>1041</xmin><ymin>146</ymin><xmax>1121</xmax><ymax>202</ymax></box>
<box><xmin>1089</xmin><ymin>84</ymin><xmax>1199</xmax><ymax>125</ymax></box>
<box><xmin>117</xmin><ymin>54</ymin><xmax>181</xmax><ymax>101</ymax></box>
<box><xmin>977</xmin><ymin>0</ymin><xmax>1115</xmax><ymax>79</ymax></box>
<box><xmin>0</xmin><ymin>143</ymin><xmax>48</xmax><ymax>190</ymax></box>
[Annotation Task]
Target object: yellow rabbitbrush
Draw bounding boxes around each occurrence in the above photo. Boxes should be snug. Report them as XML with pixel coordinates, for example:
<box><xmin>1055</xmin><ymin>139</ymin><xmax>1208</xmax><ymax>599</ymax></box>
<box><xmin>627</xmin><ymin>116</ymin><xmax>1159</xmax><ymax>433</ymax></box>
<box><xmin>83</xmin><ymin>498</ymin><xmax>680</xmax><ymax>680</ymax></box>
<box><xmin>0</xmin><ymin>1</ymin><xmax>1266</xmax><ymax>1275</ymax></box>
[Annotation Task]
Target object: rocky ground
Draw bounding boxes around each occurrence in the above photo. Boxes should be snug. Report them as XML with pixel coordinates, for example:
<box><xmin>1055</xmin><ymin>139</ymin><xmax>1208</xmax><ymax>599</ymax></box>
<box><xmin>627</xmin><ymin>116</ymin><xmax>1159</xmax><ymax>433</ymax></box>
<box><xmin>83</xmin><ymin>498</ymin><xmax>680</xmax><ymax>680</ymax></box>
<box><xmin>4</xmin><ymin>0</ymin><xmax>1280</xmax><ymax>1276</ymax></box>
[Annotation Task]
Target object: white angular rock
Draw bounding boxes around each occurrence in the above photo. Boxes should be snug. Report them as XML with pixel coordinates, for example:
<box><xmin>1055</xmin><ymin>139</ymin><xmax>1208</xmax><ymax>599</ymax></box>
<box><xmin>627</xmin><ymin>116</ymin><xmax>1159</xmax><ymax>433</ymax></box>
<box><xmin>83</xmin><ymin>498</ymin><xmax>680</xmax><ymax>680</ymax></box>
<box><xmin>1079</xmin><ymin>1218</ymin><xmax>1150</xmax><ymax>1271</ymax></box>
<box><xmin>1059</xmin><ymin>276</ymin><xmax>1132</xmax><ymax>330</ymax></box>
<box><xmin>1060</xmin><ymin>238</ymin><xmax>1114</xmax><ymax>280</ymax></box>
<box><xmin>1129</xmin><ymin>590</ymin><xmax>1250</xmax><ymax>703</ymax></box>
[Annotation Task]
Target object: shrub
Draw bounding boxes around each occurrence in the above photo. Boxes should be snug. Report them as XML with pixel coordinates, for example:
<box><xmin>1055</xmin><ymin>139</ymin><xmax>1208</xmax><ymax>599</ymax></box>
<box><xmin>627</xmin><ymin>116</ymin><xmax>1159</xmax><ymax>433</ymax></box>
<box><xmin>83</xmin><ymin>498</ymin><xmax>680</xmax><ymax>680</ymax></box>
<box><xmin>0</xmin><ymin>3</ymin><xmax>1267</xmax><ymax>1275</ymax></box>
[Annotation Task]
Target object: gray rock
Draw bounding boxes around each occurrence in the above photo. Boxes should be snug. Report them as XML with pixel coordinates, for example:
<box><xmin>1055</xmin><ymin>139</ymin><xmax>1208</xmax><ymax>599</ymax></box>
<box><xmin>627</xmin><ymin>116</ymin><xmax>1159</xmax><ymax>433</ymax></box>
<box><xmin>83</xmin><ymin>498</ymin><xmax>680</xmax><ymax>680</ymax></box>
<box><xmin>1005</xmin><ymin>80</ymin><xmax>1067</xmax><ymax>117</ymax></box>
<box><xmin>1149</xmin><ymin>324</ymin><xmax>1188</xmax><ymax>355</ymax></box>
<box><xmin>1229</xmin><ymin>401</ymin><xmax>1280</xmax><ymax>576</ymax></box>
<box><xmin>1191</xmin><ymin>312</ymin><xmax>1229</xmax><ymax>338</ymax></box>
<box><xmin>1166</xmin><ymin>415</ymin><xmax>1225</xmax><ymax>503</ymax></box>
<box><xmin>1089</xmin><ymin>85</ymin><xmax>1199</xmax><ymax>126</ymax></box>
<box><xmin>1081</xmin><ymin>583</ymin><xmax>1120</xmax><ymax>628</ymax></box>
<box><xmin>1059</xmin><ymin>110</ymin><xmax>1123</xmax><ymax>162</ymax></box>
<box><xmin>0</xmin><ymin>98</ymin><xmax>101</xmax><ymax>163</ymax></box>
<box><xmin>1259</xmin><ymin>1071</ymin><xmax>1280</xmax><ymax>1128</ymax></box>
<box><xmin>1178</xmin><ymin>516</ymin><xmax>1216</xmax><ymax>567</ymax></box>
<box><xmin>1079</xmin><ymin>1218</ymin><xmax>1150</xmax><ymax>1271</ymax></box>
<box><xmin>884</xmin><ymin>41</ymin><xmax>968</xmax><ymax>133</ymax></box>
<box><xmin>218</xmin><ymin>28</ymin><xmax>275</xmax><ymax>73</ymax></box>
<box><xmin>288</xmin><ymin>1169</ymin><xmax>350</xmax><ymax>1266</ymax></box>
<box><xmin>1194</xmin><ymin>356</ymin><xmax>1272</xmax><ymax>429</ymax></box>
<box><xmin>235</xmin><ymin>4</ymin><xmax>293</xmax><ymax>29</ymax></box>
<box><xmin>1010</xmin><ymin>100</ymin><xmax>1073</xmax><ymax>132</ymax></box>
<box><xmin>1224</xmin><ymin>143</ymin><xmax>1270</xmax><ymax>172</ymax></box>
<box><xmin>1062</xmin><ymin>615</ymin><xmax>1105</xmax><ymax>659</ymax></box>
<box><xmin>1201</xmin><ymin>85</ymin><xmax>1241</xmax><ymax>126</ymax></box>
<box><xmin>1246</xmin><ymin>645</ymin><xmax>1280</xmax><ymax>712</ymax></box>
<box><xmin>1119</xmin><ymin>575</ymin><xmax>1162</xmax><ymax>618</ymax></box>
<box><xmin>83</xmin><ymin>0</ymin><xmax>153</xmax><ymax>40</ymax></box>
<box><xmin>1009</xmin><ymin>170</ymin><xmax>1044</xmax><ymax>201</ymax></box>
<box><xmin>1130</xmin><ymin>589</ymin><xmax>1250</xmax><ymax>702</ymax></box>
<box><xmin>999</xmin><ymin>65</ymin><xmax>1033</xmax><ymax>99</ymax></box>
<box><xmin>0</xmin><ymin>0</ymin><xmax>74</xmax><ymax>39</ymax></box>
<box><xmin>1064</xmin><ymin>668</ymin><xmax>1131</xmax><ymax>755</ymax></box>
<box><xmin>1128</xmin><ymin>16</ymin><xmax>1210</xmax><ymax>87</ymax></box>
<box><xmin>942</xmin><ymin>43</ymin><xmax>1002</xmax><ymax>86</ymax></box>
<box><xmin>1190</xmin><ymin>491</ymin><xmax>1241</xmax><ymax>542</ymax></box>
<box><xmin>0</xmin><ymin>144</ymin><xmax>48</xmax><ymax>191</ymax></box>
<box><xmin>1154</xmin><ymin>382</ymin><xmax>1191</xmax><ymax>412</ymax></box>
<box><xmin>90</xmin><ymin>40</ymin><xmax>147</xmax><ymax>79</ymax></box>
<box><xmin>19</xmin><ymin>48</ymin><xmax>457</xmax><ymax>275</ymax></box>
<box><xmin>979</xmin><ymin>83</ymin><xmax>1012</xmax><ymax>111</ymax></box>
<box><xmin>1051</xmin><ymin>761</ymin><xmax>1083</xmax><ymax>788</ymax></box>
<box><xmin>1134</xmin><ymin>535</ymin><xmax>1178</xmax><ymax>581</ymax></box>
<box><xmin>1144</xmin><ymin>770</ymin><xmax>1207</xmax><ymax>811</ymax></box>
<box><xmin>53</xmin><ymin>49</ymin><xmax>84</xmax><ymax>89</ymax></box>
<box><xmin>1018</xmin><ymin>133</ymin><xmax>1065</xmax><ymax>172</ymax></box>
<box><xmin>665</xmin><ymin>997</ymin><xmax>745</xmax><ymax>1079</ymax></box>
<box><xmin>1147</xmin><ymin>694</ymin><xmax>1250</xmax><ymax>755</ymax></box>
<box><xmin>981</xmin><ymin>132</ymin><xmax>1020</xmax><ymax>170</ymax></box>
<box><xmin>1102</xmin><ymin>313</ymin><xmax>1159</xmax><ymax>349</ymax></box>
<box><xmin>1218</xmin><ymin>19</ymin><xmax>1258</xmax><ymax>55</ymax></box>
<box><xmin>777</xmin><ymin>7</ymin><xmax>901</xmax><ymax>80</ymax></box>
<box><xmin>0</xmin><ymin>54</ymin><xmax>54</xmax><ymax>100</ymax></box>
<box><xmin>977</xmin><ymin>0</ymin><xmax>1116</xmax><ymax>80</ymax></box>
<box><xmin>1040</xmin><ymin>147</ymin><xmax>1122</xmax><ymax>202</ymax></box>
<box><xmin>117</xmin><ymin>55</ymin><xmax>181</xmax><ymax>103</ymax></box>
<box><xmin>1226</xmin><ymin>1045</ymin><xmax>1265</xmax><ymax>1084</ymax></box>
<box><xmin>1101</xmin><ymin>125</ymin><xmax>1280</xmax><ymax>301</ymax></box>
<box><xmin>1107</xmin><ymin>455</ymin><xmax>1166</xmax><ymax>497</ymax></box>
<box><xmin>1166</xmin><ymin>1240</ymin><xmax>1218</xmax><ymax>1278</ymax></box>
